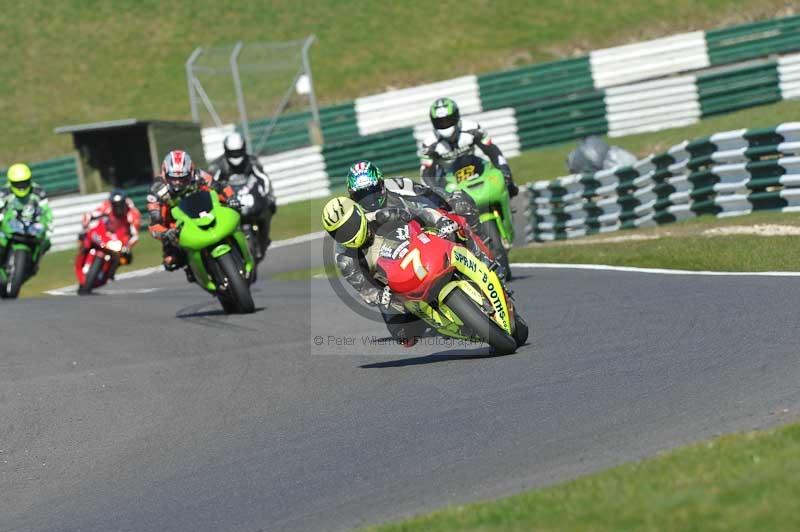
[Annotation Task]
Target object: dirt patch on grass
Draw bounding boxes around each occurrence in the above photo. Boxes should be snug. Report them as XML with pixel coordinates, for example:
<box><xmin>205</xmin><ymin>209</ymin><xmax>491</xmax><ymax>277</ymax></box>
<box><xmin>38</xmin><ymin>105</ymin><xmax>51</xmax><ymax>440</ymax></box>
<box><xmin>702</xmin><ymin>224</ymin><xmax>800</xmax><ymax>237</ymax></box>
<box><xmin>540</xmin><ymin>234</ymin><xmax>664</xmax><ymax>246</ymax></box>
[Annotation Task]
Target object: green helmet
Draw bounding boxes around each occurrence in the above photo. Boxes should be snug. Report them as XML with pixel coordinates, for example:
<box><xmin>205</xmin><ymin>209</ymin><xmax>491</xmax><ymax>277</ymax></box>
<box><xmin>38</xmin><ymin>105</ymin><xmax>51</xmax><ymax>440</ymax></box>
<box><xmin>430</xmin><ymin>97</ymin><xmax>460</xmax><ymax>140</ymax></box>
<box><xmin>6</xmin><ymin>163</ymin><xmax>33</xmax><ymax>198</ymax></box>
<box><xmin>322</xmin><ymin>196</ymin><xmax>370</xmax><ymax>249</ymax></box>
<box><xmin>346</xmin><ymin>160</ymin><xmax>386</xmax><ymax>211</ymax></box>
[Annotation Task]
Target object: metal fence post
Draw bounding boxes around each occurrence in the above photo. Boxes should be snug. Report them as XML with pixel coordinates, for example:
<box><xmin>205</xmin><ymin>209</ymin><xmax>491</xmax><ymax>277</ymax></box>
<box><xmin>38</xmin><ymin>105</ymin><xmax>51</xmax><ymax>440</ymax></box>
<box><xmin>230</xmin><ymin>41</ymin><xmax>251</xmax><ymax>147</ymax></box>
<box><xmin>302</xmin><ymin>35</ymin><xmax>322</xmax><ymax>144</ymax></box>
<box><xmin>185</xmin><ymin>47</ymin><xmax>203</xmax><ymax>123</ymax></box>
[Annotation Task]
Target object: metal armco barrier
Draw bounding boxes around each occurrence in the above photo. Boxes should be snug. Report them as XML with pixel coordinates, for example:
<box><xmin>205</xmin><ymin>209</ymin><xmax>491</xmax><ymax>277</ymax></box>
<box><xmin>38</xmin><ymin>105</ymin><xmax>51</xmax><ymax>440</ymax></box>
<box><xmin>526</xmin><ymin>123</ymin><xmax>800</xmax><ymax>242</ymax></box>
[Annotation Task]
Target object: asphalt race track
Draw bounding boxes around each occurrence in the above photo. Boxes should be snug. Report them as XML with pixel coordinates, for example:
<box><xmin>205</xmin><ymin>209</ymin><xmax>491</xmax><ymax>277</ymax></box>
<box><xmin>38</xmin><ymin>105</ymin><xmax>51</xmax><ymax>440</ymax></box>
<box><xmin>2</xmin><ymin>235</ymin><xmax>800</xmax><ymax>532</ymax></box>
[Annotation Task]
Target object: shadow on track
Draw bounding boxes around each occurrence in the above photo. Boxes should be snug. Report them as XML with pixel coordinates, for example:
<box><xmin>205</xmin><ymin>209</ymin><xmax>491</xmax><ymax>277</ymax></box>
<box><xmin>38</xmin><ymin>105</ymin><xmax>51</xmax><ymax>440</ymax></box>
<box><xmin>360</xmin><ymin>346</ymin><xmax>506</xmax><ymax>368</ymax></box>
<box><xmin>175</xmin><ymin>301</ymin><xmax>265</xmax><ymax>332</ymax></box>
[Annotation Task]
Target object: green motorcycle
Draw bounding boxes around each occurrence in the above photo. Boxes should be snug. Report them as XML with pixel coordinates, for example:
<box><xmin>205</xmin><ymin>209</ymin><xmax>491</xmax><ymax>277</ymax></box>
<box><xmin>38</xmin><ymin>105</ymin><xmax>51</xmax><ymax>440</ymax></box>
<box><xmin>0</xmin><ymin>199</ymin><xmax>49</xmax><ymax>299</ymax></box>
<box><xmin>171</xmin><ymin>189</ymin><xmax>255</xmax><ymax>314</ymax></box>
<box><xmin>444</xmin><ymin>154</ymin><xmax>514</xmax><ymax>280</ymax></box>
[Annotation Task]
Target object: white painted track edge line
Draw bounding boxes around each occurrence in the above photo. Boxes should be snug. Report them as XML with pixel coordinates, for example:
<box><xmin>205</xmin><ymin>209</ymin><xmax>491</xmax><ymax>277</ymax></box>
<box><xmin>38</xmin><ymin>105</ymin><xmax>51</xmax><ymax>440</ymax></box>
<box><xmin>511</xmin><ymin>262</ymin><xmax>800</xmax><ymax>277</ymax></box>
<box><xmin>45</xmin><ymin>231</ymin><xmax>328</xmax><ymax>295</ymax></box>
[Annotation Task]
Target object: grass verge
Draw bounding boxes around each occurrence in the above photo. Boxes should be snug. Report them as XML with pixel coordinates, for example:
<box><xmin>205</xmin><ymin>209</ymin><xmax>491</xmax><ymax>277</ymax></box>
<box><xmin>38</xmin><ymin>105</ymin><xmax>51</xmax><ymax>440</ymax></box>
<box><xmin>367</xmin><ymin>421</ymin><xmax>800</xmax><ymax>531</ymax></box>
<box><xmin>510</xmin><ymin>211</ymin><xmax>800</xmax><ymax>271</ymax></box>
<box><xmin>3</xmin><ymin>1</ymin><xmax>792</xmax><ymax>162</ymax></box>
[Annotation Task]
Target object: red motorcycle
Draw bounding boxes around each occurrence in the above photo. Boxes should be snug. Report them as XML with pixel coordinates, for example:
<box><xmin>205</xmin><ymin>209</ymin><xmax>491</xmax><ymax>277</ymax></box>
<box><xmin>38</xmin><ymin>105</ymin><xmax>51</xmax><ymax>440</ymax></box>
<box><xmin>375</xmin><ymin>214</ymin><xmax>527</xmax><ymax>355</ymax></box>
<box><xmin>75</xmin><ymin>216</ymin><xmax>131</xmax><ymax>295</ymax></box>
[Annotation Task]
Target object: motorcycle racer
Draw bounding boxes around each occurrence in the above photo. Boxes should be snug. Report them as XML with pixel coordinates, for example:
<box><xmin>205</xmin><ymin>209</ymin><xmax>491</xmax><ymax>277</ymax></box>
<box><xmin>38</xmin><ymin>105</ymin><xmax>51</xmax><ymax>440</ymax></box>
<box><xmin>0</xmin><ymin>163</ymin><xmax>53</xmax><ymax>267</ymax></box>
<box><xmin>419</xmin><ymin>97</ymin><xmax>519</xmax><ymax>197</ymax></box>
<box><xmin>208</xmin><ymin>132</ymin><xmax>276</xmax><ymax>258</ymax></box>
<box><xmin>78</xmin><ymin>189</ymin><xmax>141</xmax><ymax>264</ymax></box>
<box><xmin>345</xmin><ymin>160</ymin><xmax>505</xmax><ymax>278</ymax></box>
<box><xmin>147</xmin><ymin>150</ymin><xmax>239</xmax><ymax>273</ymax></box>
<box><xmin>323</xmin><ymin>196</ymin><xmax>464</xmax><ymax>346</ymax></box>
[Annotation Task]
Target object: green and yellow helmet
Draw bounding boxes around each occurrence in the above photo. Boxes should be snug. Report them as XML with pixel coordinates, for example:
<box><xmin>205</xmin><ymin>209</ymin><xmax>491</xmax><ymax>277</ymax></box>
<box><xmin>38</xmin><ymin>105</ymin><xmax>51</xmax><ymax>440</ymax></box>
<box><xmin>322</xmin><ymin>196</ymin><xmax>370</xmax><ymax>249</ymax></box>
<box><xmin>6</xmin><ymin>163</ymin><xmax>33</xmax><ymax>198</ymax></box>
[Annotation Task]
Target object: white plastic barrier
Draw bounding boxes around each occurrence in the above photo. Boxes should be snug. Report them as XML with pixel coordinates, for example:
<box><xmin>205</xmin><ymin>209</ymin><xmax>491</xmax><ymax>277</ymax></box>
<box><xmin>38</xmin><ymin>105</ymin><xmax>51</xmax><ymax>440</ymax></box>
<box><xmin>779</xmin><ymin>53</ymin><xmax>800</xmax><ymax>99</ymax></box>
<box><xmin>605</xmin><ymin>75</ymin><xmax>701</xmax><ymax>137</ymax></box>
<box><xmin>590</xmin><ymin>31</ymin><xmax>710</xmax><ymax>88</ymax></box>
<box><xmin>355</xmin><ymin>76</ymin><xmax>481</xmax><ymax>136</ymax></box>
<box><xmin>257</xmin><ymin>145</ymin><xmax>330</xmax><ymax>205</ymax></box>
<box><xmin>49</xmin><ymin>192</ymin><xmax>107</xmax><ymax>251</ymax></box>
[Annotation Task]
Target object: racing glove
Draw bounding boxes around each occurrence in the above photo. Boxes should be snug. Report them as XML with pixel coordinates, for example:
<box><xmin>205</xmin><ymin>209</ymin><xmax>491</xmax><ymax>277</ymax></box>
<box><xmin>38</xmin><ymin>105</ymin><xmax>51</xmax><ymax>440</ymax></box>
<box><xmin>226</xmin><ymin>197</ymin><xmax>242</xmax><ymax>211</ymax></box>
<box><xmin>500</xmin><ymin>166</ymin><xmax>519</xmax><ymax>198</ymax></box>
<box><xmin>436</xmin><ymin>218</ymin><xmax>460</xmax><ymax>239</ymax></box>
<box><xmin>163</xmin><ymin>227</ymin><xmax>180</xmax><ymax>244</ymax></box>
<box><xmin>379</xmin><ymin>285</ymin><xmax>393</xmax><ymax>311</ymax></box>
<box><xmin>375</xmin><ymin>207</ymin><xmax>412</xmax><ymax>225</ymax></box>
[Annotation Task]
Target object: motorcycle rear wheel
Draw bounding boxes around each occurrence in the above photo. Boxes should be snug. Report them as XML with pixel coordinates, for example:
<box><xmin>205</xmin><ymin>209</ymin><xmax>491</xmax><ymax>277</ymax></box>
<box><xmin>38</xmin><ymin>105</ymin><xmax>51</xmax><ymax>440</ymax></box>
<box><xmin>5</xmin><ymin>248</ymin><xmax>31</xmax><ymax>299</ymax></box>
<box><xmin>216</xmin><ymin>252</ymin><xmax>255</xmax><ymax>314</ymax></box>
<box><xmin>443</xmin><ymin>287</ymin><xmax>517</xmax><ymax>355</ymax></box>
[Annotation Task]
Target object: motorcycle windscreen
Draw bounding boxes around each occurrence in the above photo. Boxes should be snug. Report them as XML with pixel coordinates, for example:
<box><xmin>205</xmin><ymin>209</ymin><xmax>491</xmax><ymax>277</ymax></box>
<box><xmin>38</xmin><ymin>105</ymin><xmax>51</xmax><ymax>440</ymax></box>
<box><xmin>178</xmin><ymin>191</ymin><xmax>214</xmax><ymax>219</ymax></box>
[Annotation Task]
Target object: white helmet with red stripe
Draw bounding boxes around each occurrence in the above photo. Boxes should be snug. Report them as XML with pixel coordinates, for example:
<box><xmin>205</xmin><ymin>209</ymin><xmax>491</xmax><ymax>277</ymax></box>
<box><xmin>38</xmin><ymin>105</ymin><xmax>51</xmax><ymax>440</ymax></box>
<box><xmin>161</xmin><ymin>150</ymin><xmax>196</xmax><ymax>195</ymax></box>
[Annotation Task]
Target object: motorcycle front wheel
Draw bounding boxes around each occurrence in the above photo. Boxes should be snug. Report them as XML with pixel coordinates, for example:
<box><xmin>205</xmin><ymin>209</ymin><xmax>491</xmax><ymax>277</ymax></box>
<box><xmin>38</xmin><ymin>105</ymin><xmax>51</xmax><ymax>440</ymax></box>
<box><xmin>5</xmin><ymin>248</ymin><xmax>32</xmax><ymax>299</ymax></box>
<box><xmin>216</xmin><ymin>252</ymin><xmax>255</xmax><ymax>314</ymax></box>
<box><xmin>443</xmin><ymin>287</ymin><xmax>517</xmax><ymax>355</ymax></box>
<box><xmin>78</xmin><ymin>255</ymin><xmax>104</xmax><ymax>295</ymax></box>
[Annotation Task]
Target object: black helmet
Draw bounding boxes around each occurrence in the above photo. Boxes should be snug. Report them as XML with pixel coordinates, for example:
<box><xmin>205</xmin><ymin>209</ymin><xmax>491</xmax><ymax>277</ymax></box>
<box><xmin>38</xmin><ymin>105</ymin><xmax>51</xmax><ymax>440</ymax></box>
<box><xmin>110</xmin><ymin>188</ymin><xmax>129</xmax><ymax>218</ymax></box>
<box><xmin>430</xmin><ymin>97</ymin><xmax>460</xmax><ymax>141</ymax></box>
<box><xmin>223</xmin><ymin>132</ymin><xmax>247</xmax><ymax>170</ymax></box>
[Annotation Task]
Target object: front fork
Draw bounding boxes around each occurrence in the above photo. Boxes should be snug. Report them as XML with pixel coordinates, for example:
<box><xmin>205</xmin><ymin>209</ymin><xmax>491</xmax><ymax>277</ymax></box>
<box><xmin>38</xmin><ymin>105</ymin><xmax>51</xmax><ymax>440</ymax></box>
<box><xmin>479</xmin><ymin>209</ymin><xmax>513</xmax><ymax>250</ymax></box>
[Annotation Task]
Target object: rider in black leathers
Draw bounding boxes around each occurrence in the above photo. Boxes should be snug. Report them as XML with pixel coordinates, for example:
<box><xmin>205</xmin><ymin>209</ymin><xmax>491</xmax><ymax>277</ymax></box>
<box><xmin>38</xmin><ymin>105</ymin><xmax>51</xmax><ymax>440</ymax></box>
<box><xmin>208</xmin><ymin>132</ymin><xmax>276</xmax><ymax>261</ymax></box>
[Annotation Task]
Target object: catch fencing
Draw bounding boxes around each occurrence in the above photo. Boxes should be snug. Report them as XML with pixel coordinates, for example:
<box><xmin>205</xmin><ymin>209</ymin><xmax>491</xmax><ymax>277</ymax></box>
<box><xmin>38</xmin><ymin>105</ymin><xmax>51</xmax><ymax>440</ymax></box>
<box><xmin>526</xmin><ymin>122</ymin><xmax>800</xmax><ymax>242</ymax></box>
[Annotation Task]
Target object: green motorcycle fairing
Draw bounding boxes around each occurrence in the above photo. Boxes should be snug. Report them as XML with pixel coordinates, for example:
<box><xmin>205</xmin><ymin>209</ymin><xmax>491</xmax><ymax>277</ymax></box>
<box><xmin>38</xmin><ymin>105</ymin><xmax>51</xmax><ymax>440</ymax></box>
<box><xmin>170</xmin><ymin>190</ymin><xmax>254</xmax><ymax>294</ymax></box>
<box><xmin>0</xmin><ymin>198</ymin><xmax>48</xmax><ymax>283</ymax></box>
<box><xmin>444</xmin><ymin>157</ymin><xmax>514</xmax><ymax>247</ymax></box>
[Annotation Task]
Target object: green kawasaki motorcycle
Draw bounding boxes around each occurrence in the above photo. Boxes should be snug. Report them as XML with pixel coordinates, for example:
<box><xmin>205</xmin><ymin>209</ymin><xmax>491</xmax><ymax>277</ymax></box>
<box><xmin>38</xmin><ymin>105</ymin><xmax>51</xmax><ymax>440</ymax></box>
<box><xmin>0</xmin><ymin>199</ymin><xmax>49</xmax><ymax>299</ymax></box>
<box><xmin>444</xmin><ymin>154</ymin><xmax>514</xmax><ymax>280</ymax></box>
<box><xmin>172</xmin><ymin>190</ymin><xmax>255</xmax><ymax>314</ymax></box>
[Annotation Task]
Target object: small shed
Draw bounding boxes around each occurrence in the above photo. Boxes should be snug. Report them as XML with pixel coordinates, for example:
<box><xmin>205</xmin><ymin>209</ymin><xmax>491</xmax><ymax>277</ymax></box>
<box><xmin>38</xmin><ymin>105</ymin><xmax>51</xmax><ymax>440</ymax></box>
<box><xmin>55</xmin><ymin>119</ymin><xmax>206</xmax><ymax>193</ymax></box>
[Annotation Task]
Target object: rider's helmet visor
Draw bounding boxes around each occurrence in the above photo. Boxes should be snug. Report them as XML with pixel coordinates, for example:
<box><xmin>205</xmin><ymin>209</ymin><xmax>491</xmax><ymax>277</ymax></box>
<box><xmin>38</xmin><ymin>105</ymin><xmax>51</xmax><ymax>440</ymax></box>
<box><xmin>350</xmin><ymin>183</ymin><xmax>385</xmax><ymax>211</ymax></box>
<box><xmin>432</xmin><ymin>114</ymin><xmax>458</xmax><ymax>131</ymax></box>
